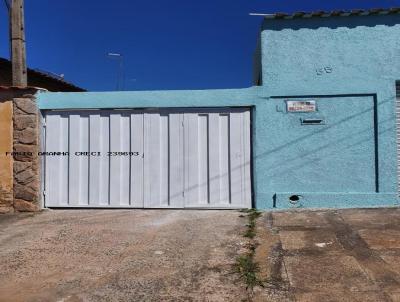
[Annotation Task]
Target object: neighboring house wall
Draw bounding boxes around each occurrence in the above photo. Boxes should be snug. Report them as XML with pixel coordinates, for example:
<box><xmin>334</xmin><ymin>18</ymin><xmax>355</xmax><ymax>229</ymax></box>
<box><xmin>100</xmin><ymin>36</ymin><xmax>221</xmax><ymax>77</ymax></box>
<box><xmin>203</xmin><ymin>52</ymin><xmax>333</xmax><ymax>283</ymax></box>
<box><xmin>397</xmin><ymin>82</ymin><xmax>400</xmax><ymax>193</ymax></box>
<box><xmin>0</xmin><ymin>98</ymin><xmax>13</xmax><ymax>213</ymax></box>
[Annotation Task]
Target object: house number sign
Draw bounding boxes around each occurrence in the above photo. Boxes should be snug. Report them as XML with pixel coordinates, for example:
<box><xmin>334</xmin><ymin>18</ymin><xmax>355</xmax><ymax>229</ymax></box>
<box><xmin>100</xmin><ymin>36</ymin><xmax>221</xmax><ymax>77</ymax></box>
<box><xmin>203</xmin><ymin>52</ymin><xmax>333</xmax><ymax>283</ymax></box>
<box><xmin>286</xmin><ymin>100</ymin><xmax>317</xmax><ymax>112</ymax></box>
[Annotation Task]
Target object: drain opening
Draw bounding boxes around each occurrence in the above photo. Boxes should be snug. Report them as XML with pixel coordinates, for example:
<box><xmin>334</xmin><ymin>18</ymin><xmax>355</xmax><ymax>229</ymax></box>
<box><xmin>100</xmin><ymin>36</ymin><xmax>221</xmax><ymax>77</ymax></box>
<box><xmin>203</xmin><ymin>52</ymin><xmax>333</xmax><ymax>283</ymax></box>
<box><xmin>289</xmin><ymin>195</ymin><xmax>301</xmax><ymax>204</ymax></box>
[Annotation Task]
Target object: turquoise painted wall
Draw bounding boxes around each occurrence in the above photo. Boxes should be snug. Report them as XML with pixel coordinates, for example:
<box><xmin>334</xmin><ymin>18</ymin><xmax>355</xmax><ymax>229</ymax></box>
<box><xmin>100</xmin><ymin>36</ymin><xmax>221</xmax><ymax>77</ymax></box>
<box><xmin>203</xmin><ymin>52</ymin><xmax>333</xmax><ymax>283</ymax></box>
<box><xmin>255</xmin><ymin>14</ymin><xmax>400</xmax><ymax>208</ymax></box>
<box><xmin>38</xmin><ymin>13</ymin><xmax>400</xmax><ymax>209</ymax></box>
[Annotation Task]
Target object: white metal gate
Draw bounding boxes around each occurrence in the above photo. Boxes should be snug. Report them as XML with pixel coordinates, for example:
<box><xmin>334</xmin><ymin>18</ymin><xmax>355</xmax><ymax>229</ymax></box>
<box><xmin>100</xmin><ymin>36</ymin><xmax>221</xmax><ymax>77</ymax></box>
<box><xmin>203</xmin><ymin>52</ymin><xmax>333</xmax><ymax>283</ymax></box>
<box><xmin>43</xmin><ymin>108</ymin><xmax>252</xmax><ymax>208</ymax></box>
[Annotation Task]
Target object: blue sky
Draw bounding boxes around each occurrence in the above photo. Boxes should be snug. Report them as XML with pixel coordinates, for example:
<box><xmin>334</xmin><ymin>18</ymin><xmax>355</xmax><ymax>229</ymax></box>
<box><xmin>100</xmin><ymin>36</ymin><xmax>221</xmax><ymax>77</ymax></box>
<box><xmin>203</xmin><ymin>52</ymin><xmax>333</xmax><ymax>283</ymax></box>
<box><xmin>1</xmin><ymin>0</ymin><xmax>400</xmax><ymax>91</ymax></box>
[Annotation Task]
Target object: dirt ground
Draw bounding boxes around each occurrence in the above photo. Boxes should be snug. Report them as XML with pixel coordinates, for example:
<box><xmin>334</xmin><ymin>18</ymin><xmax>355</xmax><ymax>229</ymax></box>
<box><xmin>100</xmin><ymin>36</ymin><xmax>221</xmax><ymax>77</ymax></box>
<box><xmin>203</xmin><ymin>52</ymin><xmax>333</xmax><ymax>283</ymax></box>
<box><xmin>1</xmin><ymin>208</ymin><xmax>400</xmax><ymax>302</ymax></box>
<box><xmin>0</xmin><ymin>210</ymin><xmax>248</xmax><ymax>302</ymax></box>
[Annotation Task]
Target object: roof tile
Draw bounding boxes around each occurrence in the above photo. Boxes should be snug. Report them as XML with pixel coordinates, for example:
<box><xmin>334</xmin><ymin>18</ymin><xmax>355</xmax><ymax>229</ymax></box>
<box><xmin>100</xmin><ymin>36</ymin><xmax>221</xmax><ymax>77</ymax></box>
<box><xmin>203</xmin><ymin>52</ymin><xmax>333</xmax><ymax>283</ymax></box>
<box><xmin>262</xmin><ymin>7</ymin><xmax>400</xmax><ymax>19</ymax></box>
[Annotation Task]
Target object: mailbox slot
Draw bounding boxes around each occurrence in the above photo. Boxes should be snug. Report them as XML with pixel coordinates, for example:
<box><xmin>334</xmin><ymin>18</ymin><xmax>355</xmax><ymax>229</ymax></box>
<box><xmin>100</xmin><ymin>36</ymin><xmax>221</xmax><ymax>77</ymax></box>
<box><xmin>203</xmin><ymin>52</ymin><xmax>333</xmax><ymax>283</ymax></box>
<box><xmin>301</xmin><ymin>118</ymin><xmax>325</xmax><ymax>125</ymax></box>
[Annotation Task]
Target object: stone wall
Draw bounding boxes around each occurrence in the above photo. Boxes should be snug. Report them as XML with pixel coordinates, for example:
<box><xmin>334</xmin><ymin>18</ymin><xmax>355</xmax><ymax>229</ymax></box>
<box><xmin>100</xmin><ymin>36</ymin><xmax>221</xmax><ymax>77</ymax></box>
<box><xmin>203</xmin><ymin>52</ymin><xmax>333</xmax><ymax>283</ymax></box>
<box><xmin>13</xmin><ymin>94</ymin><xmax>41</xmax><ymax>211</ymax></box>
<box><xmin>0</xmin><ymin>88</ymin><xmax>41</xmax><ymax>213</ymax></box>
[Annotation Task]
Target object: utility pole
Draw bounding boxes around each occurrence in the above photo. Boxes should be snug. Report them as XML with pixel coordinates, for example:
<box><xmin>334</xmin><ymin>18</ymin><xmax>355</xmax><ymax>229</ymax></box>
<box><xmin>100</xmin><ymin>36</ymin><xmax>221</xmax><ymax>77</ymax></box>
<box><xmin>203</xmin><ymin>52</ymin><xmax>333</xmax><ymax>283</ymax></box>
<box><xmin>10</xmin><ymin>0</ymin><xmax>27</xmax><ymax>87</ymax></box>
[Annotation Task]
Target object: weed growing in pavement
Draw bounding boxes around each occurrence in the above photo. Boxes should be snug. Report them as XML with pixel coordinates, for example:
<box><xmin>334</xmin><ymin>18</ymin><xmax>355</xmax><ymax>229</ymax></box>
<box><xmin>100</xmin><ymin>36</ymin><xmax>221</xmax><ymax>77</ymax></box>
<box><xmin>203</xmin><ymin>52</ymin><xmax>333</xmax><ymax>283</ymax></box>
<box><xmin>235</xmin><ymin>251</ymin><xmax>263</xmax><ymax>290</ymax></box>
<box><xmin>243</xmin><ymin>210</ymin><xmax>262</xmax><ymax>239</ymax></box>
<box><xmin>235</xmin><ymin>209</ymin><xmax>264</xmax><ymax>292</ymax></box>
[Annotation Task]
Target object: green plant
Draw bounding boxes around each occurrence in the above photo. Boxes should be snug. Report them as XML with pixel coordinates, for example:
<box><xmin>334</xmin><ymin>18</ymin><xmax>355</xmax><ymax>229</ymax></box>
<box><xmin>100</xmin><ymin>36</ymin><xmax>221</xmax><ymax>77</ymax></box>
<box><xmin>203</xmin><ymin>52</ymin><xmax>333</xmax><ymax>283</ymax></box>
<box><xmin>234</xmin><ymin>253</ymin><xmax>263</xmax><ymax>289</ymax></box>
<box><xmin>235</xmin><ymin>209</ymin><xmax>264</xmax><ymax>291</ymax></box>
<box><xmin>243</xmin><ymin>209</ymin><xmax>262</xmax><ymax>239</ymax></box>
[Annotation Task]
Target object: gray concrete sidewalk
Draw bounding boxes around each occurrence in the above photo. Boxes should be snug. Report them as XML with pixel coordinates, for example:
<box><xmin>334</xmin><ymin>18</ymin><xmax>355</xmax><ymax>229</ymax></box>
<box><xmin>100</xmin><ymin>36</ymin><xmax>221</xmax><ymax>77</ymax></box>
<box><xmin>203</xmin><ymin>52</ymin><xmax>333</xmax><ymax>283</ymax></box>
<box><xmin>254</xmin><ymin>208</ymin><xmax>400</xmax><ymax>302</ymax></box>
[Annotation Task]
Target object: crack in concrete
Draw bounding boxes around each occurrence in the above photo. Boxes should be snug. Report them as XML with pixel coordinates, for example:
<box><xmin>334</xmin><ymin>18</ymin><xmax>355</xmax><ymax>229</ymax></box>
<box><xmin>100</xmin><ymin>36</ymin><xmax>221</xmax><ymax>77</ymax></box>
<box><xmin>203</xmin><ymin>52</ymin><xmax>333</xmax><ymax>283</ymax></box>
<box><xmin>325</xmin><ymin>211</ymin><xmax>400</xmax><ymax>294</ymax></box>
<box><xmin>264</xmin><ymin>212</ymin><xmax>297</xmax><ymax>302</ymax></box>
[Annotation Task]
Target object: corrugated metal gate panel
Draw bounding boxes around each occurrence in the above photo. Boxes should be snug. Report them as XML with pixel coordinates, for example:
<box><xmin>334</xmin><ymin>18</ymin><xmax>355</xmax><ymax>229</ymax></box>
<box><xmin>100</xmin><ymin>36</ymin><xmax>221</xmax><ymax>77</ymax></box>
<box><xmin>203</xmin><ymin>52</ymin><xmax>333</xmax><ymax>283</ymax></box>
<box><xmin>44</xmin><ymin>108</ymin><xmax>251</xmax><ymax>208</ymax></box>
<box><xmin>183</xmin><ymin>110</ymin><xmax>251</xmax><ymax>207</ymax></box>
<box><xmin>143</xmin><ymin>113</ymin><xmax>185</xmax><ymax>208</ymax></box>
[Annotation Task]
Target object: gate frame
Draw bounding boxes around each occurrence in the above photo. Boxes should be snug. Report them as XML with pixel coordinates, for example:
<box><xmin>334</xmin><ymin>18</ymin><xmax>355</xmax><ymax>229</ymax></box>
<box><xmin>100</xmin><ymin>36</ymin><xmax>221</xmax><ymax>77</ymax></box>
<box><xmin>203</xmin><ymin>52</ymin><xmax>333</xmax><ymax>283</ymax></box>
<box><xmin>40</xmin><ymin>106</ymin><xmax>255</xmax><ymax>209</ymax></box>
